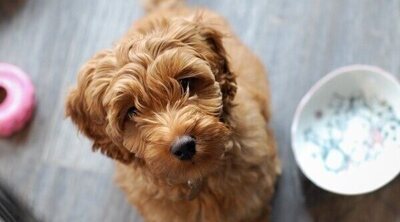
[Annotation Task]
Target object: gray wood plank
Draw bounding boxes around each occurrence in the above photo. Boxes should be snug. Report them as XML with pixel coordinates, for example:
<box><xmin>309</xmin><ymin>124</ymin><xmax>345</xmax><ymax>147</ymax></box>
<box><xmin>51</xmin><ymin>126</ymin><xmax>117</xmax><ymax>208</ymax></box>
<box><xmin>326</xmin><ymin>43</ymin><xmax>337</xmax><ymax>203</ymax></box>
<box><xmin>0</xmin><ymin>0</ymin><xmax>399</xmax><ymax>221</ymax></box>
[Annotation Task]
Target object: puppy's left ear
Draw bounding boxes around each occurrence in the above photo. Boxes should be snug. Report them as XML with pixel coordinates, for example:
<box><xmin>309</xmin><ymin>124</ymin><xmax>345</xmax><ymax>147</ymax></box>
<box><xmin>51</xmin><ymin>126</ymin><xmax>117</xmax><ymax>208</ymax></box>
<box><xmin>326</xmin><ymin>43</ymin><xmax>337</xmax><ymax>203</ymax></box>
<box><xmin>65</xmin><ymin>50</ymin><xmax>137</xmax><ymax>164</ymax></box>
<box><xmin>196</xmin><ymin>20</ymin><xmax>237</xmax><ymax>119</ymax></box>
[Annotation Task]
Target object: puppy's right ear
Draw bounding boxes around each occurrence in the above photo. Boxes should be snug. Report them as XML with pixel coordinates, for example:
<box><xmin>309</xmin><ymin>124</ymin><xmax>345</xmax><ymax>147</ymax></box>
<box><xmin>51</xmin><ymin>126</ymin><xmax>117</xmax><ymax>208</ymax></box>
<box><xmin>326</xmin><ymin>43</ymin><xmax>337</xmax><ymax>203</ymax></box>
<box><xmin>66</xmin><ymin>50</ymin><xmax>136</xmax><ymax>163</ymax></box>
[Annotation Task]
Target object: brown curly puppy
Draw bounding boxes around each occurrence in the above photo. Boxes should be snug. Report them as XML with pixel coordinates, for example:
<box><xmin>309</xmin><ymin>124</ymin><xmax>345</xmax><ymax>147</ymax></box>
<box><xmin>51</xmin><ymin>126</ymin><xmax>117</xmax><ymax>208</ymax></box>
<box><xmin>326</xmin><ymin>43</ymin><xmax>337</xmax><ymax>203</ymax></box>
<box><xmin>66</xmin><ymin>1</ymin><xmax>280</xmax><ymax>221</ymax></box>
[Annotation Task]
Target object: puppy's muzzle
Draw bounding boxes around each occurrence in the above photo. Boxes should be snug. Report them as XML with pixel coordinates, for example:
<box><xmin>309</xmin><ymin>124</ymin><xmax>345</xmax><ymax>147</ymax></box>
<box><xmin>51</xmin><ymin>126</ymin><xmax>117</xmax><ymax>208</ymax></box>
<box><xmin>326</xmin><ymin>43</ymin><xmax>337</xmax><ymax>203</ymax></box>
<box><xmin>171</xmin><ymin>135</ymin><xmax>196</xmax><ymax>160</ymax></box>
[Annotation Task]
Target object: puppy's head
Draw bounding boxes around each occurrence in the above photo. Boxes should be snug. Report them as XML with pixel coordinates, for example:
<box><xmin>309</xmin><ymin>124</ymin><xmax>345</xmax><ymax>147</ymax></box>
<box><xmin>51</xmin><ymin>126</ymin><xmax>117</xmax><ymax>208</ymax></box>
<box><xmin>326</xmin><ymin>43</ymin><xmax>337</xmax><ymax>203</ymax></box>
<box><xmin>66</xmin><ymin>16</ymin><xmax>236</xmax><ymax>182</ymax></box>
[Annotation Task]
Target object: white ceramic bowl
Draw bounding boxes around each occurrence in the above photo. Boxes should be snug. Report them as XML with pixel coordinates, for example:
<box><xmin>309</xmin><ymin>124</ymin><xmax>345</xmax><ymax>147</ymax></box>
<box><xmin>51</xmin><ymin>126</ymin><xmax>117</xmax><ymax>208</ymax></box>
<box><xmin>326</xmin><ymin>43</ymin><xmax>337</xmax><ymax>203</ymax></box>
<box><xmin>292</xmin><ymin>65</ymin><xmax>400</xmax><ymax>195</ymax></box>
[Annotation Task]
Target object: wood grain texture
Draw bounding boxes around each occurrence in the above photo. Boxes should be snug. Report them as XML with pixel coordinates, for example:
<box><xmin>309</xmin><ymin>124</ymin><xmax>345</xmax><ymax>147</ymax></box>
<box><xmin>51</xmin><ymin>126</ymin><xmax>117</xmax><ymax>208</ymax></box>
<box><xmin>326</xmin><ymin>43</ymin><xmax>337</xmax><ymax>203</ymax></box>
<box><xmin>0</xmin><ymin>0</ymin><xmax>399</xmax><ymax>221</ymax></box>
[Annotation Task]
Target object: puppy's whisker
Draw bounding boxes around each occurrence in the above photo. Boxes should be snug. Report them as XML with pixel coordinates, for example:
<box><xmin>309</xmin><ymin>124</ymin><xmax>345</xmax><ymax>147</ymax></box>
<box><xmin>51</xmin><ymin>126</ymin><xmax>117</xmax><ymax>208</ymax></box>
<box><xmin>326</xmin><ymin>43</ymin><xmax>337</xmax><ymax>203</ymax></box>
<box><xmin>188</xmin><ymin>93</ymin><xmax>198</xmax><ymax>100</ymax></box>
<box><xmin>183</xmin><ymin>90</ymin><xmax>190</xmax><ymax>101</ymax></box>
<box><xmin>140</xmin><ymin>117</ymin><xmax>159</xmax><ymax>125</ymax></box>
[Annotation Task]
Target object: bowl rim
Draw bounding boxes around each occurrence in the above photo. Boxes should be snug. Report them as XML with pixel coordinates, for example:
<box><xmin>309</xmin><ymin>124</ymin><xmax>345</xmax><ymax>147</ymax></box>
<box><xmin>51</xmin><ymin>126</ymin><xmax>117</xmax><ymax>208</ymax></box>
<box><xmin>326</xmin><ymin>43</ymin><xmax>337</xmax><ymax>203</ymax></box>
<box><xmin>291</xmin><ymin>64</ymin><xmax>400</xmax><ymax>195</ymax></box>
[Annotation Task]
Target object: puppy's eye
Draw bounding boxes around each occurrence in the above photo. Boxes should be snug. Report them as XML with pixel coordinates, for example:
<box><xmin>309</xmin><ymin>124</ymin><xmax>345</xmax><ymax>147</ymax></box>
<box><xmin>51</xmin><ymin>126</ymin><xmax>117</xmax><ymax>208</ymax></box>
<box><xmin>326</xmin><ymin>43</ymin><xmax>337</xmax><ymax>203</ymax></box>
<box><xmin>126</xmin><ymin>106</ymin><xmax>138</xmax><ymax>119</ymax></box>
<box><xmin>179</xmin><ymin>78</ymin><xmax>192</xmax><ymax>91</ymax></box>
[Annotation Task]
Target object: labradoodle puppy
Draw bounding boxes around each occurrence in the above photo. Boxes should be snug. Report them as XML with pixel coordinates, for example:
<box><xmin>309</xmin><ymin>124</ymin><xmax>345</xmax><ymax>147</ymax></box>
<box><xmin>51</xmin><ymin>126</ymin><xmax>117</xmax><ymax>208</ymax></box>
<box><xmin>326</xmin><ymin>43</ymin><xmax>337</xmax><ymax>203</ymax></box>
<box><xmin>66</xmin><ymin>1</ymin><xmax>280</xmax><ymax>221</ymax></box>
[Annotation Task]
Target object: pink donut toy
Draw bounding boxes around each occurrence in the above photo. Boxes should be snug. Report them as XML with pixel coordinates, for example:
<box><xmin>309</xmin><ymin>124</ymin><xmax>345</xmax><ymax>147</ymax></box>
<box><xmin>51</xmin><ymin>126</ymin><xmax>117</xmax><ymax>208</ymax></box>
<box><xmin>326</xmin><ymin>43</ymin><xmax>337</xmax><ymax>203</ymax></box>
<box><xmin>0</xmin><ymin>63</ymin><xmax>35</xmax><ymax>137</ymax></box>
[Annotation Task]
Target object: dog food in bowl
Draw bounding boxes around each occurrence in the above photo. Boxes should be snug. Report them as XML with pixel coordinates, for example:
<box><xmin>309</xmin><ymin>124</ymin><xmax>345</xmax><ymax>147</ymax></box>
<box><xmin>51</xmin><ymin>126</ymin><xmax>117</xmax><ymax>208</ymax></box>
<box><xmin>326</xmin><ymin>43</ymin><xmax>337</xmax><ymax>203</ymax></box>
<box><xmin>292</xmin><ymin>65</ymin><xmax>400</xmax><ymax>195</ymax></box>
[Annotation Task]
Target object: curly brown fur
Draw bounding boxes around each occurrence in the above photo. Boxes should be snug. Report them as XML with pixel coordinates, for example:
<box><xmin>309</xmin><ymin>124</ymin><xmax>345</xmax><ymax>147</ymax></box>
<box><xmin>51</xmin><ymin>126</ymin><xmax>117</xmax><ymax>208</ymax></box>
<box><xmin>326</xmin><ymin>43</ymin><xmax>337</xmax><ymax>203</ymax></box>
<box><xmin>66</xmin><ymin>2</ymin><xmax>280</xmax><ymax>222</ymax></box>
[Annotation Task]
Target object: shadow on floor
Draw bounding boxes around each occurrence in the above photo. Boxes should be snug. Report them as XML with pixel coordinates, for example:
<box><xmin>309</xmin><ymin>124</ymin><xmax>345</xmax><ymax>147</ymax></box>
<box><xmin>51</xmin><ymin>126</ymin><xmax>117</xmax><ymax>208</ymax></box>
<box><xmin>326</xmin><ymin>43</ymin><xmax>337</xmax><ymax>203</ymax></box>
<box><xmin>301</xmin><ymin>173</ymin><xmax>400</xmax><ymax>222</ymax></box>
<box><xmin>0</xmin><ymin>179</ymin><xmax>40</xmax><ymax>222</ymax></box>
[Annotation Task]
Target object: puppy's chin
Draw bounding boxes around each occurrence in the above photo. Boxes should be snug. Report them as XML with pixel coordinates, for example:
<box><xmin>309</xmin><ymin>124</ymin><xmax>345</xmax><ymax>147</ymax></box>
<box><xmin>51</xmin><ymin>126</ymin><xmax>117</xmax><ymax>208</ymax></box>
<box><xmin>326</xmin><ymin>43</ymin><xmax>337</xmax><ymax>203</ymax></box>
<box><xmin>143</xmin><ymin>119</ymin><xmax>230</xmax><ymax>183</ymax></box>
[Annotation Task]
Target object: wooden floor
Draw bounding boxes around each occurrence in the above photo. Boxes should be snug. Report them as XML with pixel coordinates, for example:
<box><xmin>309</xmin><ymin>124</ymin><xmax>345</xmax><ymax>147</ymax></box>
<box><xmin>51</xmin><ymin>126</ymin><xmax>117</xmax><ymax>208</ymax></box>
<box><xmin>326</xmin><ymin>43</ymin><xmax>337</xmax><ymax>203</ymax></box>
<box><xmin>0</xmin><ymin>0</ymin><xmax>399</xmax><ymax>221</ymax></box>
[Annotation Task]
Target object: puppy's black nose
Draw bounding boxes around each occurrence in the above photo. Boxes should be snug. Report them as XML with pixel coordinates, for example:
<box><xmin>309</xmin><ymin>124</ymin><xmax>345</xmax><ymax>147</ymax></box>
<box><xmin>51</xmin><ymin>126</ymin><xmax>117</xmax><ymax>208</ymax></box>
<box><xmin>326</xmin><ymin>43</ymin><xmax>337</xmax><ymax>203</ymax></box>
<box><xmin>171</xmin><ymin>135</ymin><xmax>196</xmax><ymax>161</ymax></box>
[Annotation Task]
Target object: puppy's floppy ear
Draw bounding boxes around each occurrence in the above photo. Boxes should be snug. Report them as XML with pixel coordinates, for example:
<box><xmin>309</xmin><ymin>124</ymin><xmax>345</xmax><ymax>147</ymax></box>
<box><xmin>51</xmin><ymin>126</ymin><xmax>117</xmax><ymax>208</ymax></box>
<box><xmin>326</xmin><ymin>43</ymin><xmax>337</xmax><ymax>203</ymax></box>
<box><xmin>66</xmin><ymin>50</ymin><xmax>136</xmax><ymax>164</ymax></box>
<box><xmin>195</xmin><ymin>17</ymin><xmax>237</xmax><ymax>119</ymax></box>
